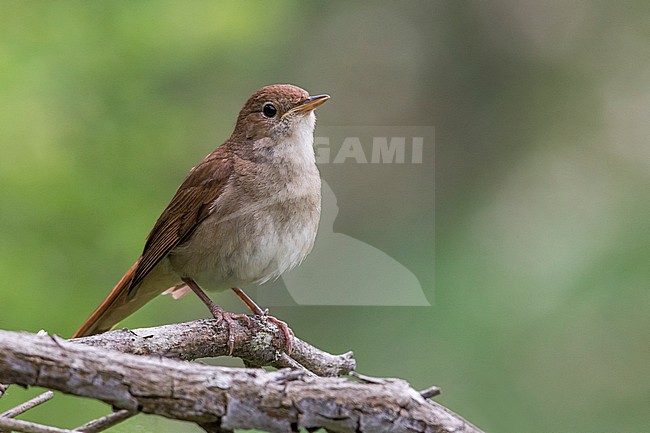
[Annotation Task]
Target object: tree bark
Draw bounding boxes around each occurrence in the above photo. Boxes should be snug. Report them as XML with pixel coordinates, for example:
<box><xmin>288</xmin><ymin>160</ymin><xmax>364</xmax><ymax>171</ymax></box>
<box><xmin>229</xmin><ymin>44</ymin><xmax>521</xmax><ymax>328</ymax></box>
<box><xmin>71</xmin><ymin>317</ymin><xmax>355</xmax><ymax>377</ymax></box>
<box><xmin>0</xmin><ymin>325</ymin><xmax>484</xmax><ymax>433</ymax></box>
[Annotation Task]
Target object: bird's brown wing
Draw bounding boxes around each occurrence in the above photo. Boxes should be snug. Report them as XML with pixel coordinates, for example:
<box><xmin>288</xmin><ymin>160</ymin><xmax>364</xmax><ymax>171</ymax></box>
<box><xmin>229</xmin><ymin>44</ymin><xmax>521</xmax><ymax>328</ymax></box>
<box><xmin>129</xmin><ymin>150</ymin><xmax>233</xmax><ymax>293</ymax></box>
<box><xmin>71</xmin><ymin>149</ymin><xmax>232</xmax><ymax>338</ymax></box>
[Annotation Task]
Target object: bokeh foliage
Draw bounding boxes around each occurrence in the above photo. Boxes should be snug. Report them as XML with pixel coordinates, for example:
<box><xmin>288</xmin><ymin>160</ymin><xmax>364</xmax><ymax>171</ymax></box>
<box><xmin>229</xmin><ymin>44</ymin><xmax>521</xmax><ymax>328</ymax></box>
<box><xmin>1</xmin><ymin>2</ymin><xmax>648</xmax><ymax>432</ymax></box>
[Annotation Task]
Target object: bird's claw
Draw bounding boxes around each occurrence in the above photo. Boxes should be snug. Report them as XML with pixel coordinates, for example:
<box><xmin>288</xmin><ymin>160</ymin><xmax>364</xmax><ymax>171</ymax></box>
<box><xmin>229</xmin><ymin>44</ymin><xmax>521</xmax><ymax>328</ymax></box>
<box><xmin>264</xmin><ymin>314</ymin><xmax>294</xmax><ymax>355</ymax></box>
<box><xmin>209</xmin><ymin>306</ymin><xmax>251</xmax><ymax>355</ymax></box>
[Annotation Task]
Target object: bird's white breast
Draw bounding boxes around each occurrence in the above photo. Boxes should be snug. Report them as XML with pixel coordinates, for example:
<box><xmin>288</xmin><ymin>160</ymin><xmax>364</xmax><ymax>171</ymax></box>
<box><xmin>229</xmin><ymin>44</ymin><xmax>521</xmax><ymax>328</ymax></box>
<box><xmin>169</xmin><ymin>112</ymin><xmax>321</xmax><ymax>291</ymax></box>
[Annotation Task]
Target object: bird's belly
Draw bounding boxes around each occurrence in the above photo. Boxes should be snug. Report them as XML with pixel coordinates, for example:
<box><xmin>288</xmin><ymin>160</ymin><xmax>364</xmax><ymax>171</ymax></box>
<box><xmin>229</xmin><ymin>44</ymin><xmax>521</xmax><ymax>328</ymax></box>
<box><xmin>168</xmin><ymin>200</ymin><xmax>319</xmax><ymax>291</ymax></box>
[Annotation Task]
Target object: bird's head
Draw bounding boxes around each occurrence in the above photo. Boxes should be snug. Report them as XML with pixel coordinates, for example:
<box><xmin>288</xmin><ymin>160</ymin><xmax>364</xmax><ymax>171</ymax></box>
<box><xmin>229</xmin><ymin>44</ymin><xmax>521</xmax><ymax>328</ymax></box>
<box><xmin>233</xmin><ymin>84</ymin><xmax>330</xmax><ymax>142</ymax></box>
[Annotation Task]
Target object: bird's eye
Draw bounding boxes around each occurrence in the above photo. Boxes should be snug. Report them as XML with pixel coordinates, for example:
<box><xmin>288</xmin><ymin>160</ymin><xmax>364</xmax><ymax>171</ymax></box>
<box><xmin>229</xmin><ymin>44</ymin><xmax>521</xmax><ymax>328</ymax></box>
<box><xmin>262</xmin><ymin>103</ymin><xmax>277</xmax><ymax>118</ymax></box>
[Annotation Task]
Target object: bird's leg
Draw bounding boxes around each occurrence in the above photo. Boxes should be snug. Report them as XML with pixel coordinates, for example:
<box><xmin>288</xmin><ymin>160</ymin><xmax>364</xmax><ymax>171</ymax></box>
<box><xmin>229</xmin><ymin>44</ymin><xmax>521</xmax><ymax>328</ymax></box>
<box><xmin>231</xmin><ymin>287</ymin><xmax>294</xmax><ymax>354</ymax></box>
<box><xmin>231</xmin><ymin>287</ymin><xmax>266</xmax><ymax>315</ymax></box>
<box><xmin>182</xmin><ymin>277</ymin><xmax>249</xmax><ymax>355</ymax></box>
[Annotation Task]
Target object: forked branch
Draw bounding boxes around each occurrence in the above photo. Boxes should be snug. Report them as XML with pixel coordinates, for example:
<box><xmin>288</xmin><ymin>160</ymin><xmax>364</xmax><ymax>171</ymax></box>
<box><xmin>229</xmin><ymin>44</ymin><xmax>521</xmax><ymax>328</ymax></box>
<box><xmin>0</xmin><ymin>324</ymin><xmax>484</xmax><ymax>433</ymax></box>
<box><xmin>72</xmin><ymin>317</ymin><xmax>355</xmax><ymax>377</ymax></box>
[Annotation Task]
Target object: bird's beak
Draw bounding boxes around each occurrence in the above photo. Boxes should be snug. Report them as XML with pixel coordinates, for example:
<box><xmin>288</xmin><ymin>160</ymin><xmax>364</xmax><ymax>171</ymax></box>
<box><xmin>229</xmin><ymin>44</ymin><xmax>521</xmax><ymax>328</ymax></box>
<box><xmin>282</xmin><ymin>94</ymin><xmax>330</xmax><ymax>119</ymax></box>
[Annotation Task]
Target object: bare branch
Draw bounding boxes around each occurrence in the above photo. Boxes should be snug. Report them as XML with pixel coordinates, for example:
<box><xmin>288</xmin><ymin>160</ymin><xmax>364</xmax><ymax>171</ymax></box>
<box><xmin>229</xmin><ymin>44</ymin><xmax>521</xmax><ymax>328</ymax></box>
<box><xmin>72</xmin><ymin>318</ymin><xmax>355</xmax><ymax>377</ymax></box>
<box><xmin>0</xmin><ymin>391</ymin><xmax>53</xmax><ymax>418</ymax></box>
<box><xmin>73</xmin><ymin>409</ymin><xmax>134</xmax><ymax>433</ymax></box>
<box><xmin>0</xmin><ymin>417</ymin><xmax>75</xmax><ymax>433</ymax></box>
<box><xmin>419</xmin><ymin>385</ymin><xmax>442</xmax><ymax>399</ymax></box>
<box><xmin>0</xmin><ymin>330</ymin><xmax>484</xmax><ymax>433</ymax></box>
<box><xmin>0</xmin><ymin>393</ymin><xmax>133</xmax><ymax>433</ymax></box>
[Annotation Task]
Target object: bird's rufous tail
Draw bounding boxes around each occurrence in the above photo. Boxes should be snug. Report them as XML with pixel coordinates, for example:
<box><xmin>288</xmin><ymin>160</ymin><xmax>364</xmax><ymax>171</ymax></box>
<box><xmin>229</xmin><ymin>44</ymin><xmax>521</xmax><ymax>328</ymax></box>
<box><xmin>72</xmin><ymin>260</ymin><xmax>142</xmax><ymax>338</ymax></box>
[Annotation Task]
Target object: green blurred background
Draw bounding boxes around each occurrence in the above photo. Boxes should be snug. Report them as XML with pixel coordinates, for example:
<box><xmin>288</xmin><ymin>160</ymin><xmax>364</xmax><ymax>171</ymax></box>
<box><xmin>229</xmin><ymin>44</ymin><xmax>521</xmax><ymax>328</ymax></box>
<box><xmin>1</xmin><ymin>1</ymin><xmax>649</xmax><ymax>432</ymax></box>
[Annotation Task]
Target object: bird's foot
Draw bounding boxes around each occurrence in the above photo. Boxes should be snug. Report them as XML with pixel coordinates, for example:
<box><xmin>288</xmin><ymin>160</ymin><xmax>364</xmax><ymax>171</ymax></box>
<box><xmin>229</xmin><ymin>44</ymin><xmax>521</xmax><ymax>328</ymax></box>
<box><xmin>208</xmin><ymin>304</ymin><xmax>251</xmax><ymax>355</ymax></box>
<box><xmin>260</xmin><ymin>309</ymin><xmax>295</xmax><ymax>355</ymax></box>
<box><xmin>231</xmin><ymin>287</ymin><xmax>295</xmax><ymax>354</ymax></box>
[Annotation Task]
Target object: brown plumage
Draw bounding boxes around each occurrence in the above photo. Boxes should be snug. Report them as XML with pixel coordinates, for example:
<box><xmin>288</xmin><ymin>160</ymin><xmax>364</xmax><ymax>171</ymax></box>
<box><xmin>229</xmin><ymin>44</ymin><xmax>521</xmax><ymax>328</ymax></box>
<box><xmin>73</xmin><ymin>84</ymin><xmax>329</xmax><ymax>342</ymax></box>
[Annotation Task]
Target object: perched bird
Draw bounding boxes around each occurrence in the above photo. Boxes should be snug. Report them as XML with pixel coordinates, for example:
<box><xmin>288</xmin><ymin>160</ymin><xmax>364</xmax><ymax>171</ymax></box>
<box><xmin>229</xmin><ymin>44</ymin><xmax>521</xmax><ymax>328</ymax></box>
<box><xmin>72</xmin><ymin>84</ymin><xmax>329</xmax><ymax>353</ymax></box>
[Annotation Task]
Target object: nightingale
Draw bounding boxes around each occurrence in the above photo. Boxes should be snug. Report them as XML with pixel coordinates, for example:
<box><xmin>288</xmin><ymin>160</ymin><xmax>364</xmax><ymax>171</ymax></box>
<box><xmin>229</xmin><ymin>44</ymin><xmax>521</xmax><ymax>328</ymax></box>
<box><xmin>72</xmin><ymin>84</ymin><xmax>329</xmax><ymax>353</ymax></box>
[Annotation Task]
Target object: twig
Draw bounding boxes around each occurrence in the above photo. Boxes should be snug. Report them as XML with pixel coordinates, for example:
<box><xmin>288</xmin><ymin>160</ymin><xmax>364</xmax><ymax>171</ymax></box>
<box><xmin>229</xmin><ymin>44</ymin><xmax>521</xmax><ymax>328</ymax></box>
<box><xmin>0</xmin><ymin>330</ymin><xmax>484</xmax><ymax>433</ymax></box>
<box><xmin>420</xmin><ymin>385</ymin><xmax>442</xmax><ymax>399</ymax></box>
<box><xmin>349</xmin><ymin>371</ymin><xmax>387</xmax><ymax>384</ymax></box>
<box><xmin>73</xmin><ymin>409</ymin><xmax>134</xmax><ymax>432</ymax></box>
<box><xmin>0</xmin><ymin>417</ymin><xmax>75</xmax><ymax>433</ymax></box>
<box><xmin>72</xmin><ymin>318</ymin><xmax>355</xmax><ymax>377</ymax></box>
<box><xmin>0</xmin><ymin>393</ymin><xmax>133</xmax><ymax>433</ymax></box>
<box><xmin>275</xmin><ymin>353</ymin><xmax>318</xmax><ymax>377</ymax></box>
<box><xmin>0</xmin><ymin>391</ymin><xmax>54</xmax><ymax>418</ymax></box>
